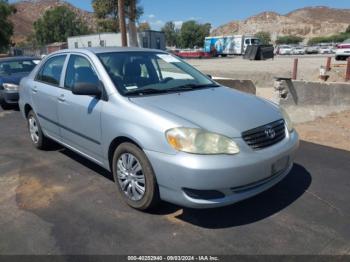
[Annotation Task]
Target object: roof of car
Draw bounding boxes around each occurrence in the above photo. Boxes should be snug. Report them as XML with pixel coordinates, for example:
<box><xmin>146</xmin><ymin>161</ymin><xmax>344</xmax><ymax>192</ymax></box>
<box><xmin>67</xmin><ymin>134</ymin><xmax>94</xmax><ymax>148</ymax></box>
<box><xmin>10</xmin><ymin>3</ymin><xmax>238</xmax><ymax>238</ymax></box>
<box><xmin>0</xmin><ymin>56</ymin><xmax>39</xmax><ymax>62</ymax></box>
<box><xmin>52</xmin><ymin>47</ymin><xmax>168</xmax><ymax>55</ymax></box>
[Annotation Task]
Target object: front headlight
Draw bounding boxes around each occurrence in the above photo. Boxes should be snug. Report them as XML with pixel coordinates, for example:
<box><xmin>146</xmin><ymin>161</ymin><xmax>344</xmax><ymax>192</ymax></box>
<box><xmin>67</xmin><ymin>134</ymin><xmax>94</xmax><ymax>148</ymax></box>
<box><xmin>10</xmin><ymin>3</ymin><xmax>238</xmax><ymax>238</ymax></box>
<box><xmin>280</xmin><ymin>107</ymin><xmax>294</xmax><ymax>132</ymax></box>
<box><xmin>166</xmin><ymin>127</ymin><xmax>240</xmax><ymax>155</ymax></box>
<box><xmin>3</xmin><ymin>83</ymin><xmax>19</xmax><ymax>91</ymax></box>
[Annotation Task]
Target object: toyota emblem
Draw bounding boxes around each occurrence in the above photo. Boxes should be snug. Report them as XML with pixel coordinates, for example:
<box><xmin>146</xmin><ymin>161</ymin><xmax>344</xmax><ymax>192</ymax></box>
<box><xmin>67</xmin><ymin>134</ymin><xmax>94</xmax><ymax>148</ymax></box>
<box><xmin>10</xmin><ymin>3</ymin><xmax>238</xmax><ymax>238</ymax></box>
<box><xmin>265</xmin><ymin>127</ymin><xmax>276</xmax><ymax>139</ymax></box>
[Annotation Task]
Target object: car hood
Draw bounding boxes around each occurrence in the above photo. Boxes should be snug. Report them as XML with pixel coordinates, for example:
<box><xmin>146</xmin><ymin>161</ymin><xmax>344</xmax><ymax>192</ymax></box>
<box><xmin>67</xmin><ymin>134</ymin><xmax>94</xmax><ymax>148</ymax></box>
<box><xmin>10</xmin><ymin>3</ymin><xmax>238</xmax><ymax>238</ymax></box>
<box><xmin>0</xmin><ymin>72</ymin><xmax>28</xmax><ymax>85</ymax></box>
<box><xmin>129</xmin><ymin>87</ymin><xmax>283</xmax><ymax>138</ymax></box>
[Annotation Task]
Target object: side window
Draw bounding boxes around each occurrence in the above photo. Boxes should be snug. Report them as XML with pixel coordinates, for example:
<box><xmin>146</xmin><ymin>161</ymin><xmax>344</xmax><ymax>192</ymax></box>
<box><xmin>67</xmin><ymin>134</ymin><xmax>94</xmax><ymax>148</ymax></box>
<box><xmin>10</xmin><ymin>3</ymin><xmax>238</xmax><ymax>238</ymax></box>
<box><xmin>36</xmin><ymin>55</ymin><xmax>66</xmax><ymax>86</ymax></box>
<box><xmin>245</xmin><ymin>39</ymin><xmax>250</xmax><ymax>45</ymax></box>
<box><xmin>64</xmin><ymin>55</ymin><xmax>100</xmax><ymax>90</ymax></box>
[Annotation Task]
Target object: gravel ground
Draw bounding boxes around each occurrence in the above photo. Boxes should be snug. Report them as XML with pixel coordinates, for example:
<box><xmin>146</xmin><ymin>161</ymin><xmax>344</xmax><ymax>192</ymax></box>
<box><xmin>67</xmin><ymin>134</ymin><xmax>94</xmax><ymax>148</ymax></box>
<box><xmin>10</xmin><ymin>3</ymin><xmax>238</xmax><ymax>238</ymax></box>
<box><xmin>187</xmin><ymin>55</ymin><xmax>347</xmax><ymax>88</ymax></box>
<box><xmin>1</xmin><ymin>108</ymin><xmax>350</xmax><ymax>255</ymax></box>
<box><xmin>295</xmin><ymin>110</ymin><xmax>350</xmax><ymax>152</ymax></box>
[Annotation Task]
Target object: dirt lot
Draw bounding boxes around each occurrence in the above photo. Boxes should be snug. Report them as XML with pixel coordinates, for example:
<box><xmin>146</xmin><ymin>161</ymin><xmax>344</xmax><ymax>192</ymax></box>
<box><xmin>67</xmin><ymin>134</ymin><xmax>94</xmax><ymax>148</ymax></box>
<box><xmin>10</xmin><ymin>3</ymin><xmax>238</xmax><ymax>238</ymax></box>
<box><xmin>0</xmin><ymin>108</ymin><xmax>350</xmax><ymax>255</ymax></box>
<box><xmin>295</xmin><ymin>110</ymin><xmax>350</xmax><ymax>152</ymax></box>
<box><xmin>187</xmin><ymin>55</ymin><xmax>347</xmax><ymax>88</ymax></box>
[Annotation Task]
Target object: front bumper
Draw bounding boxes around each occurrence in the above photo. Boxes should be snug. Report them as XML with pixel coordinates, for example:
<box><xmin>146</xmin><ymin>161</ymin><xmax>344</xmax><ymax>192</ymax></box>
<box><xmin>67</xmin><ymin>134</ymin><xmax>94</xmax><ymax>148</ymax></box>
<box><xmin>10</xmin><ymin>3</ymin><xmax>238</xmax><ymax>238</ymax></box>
<box><xmin>145</xmin><ymin>130</ymin><xmax>299</xmax><ymax>209</ymax></box>
<box><xmin>0</xmin><ymin>89</ymin><xmax>19</xmax><ymax>104</ymax></box>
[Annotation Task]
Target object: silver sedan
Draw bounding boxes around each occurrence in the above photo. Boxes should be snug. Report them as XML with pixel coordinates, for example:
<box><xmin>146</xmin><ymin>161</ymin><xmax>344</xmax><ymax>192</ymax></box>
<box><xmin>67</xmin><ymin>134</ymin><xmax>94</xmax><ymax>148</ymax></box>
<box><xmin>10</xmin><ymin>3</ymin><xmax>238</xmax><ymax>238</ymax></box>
<box><xmin>19</xmin><ymin>47</ymin><xmax>299</xmax><ymax>210</ymax></box>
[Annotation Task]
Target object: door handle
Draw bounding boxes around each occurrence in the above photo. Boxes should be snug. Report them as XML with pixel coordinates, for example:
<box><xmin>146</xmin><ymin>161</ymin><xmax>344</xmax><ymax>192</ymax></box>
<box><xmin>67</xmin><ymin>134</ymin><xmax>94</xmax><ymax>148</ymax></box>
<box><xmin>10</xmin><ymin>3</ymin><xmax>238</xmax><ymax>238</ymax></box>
<box><xmin>58</xmin><ymin>94</ymin><xmax>65</xmax><ymax>102</ymax></box>
<box><xmin>32</xmin><ymin>86</ymin><xmax>38</xmax><ymax>94</ymax></box>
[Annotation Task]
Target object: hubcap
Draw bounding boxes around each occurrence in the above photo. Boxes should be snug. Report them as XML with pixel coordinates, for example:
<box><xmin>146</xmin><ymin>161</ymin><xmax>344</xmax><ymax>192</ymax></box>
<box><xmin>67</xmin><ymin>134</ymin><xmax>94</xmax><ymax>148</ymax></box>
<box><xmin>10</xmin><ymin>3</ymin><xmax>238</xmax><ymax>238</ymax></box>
<box><xmin>117</xmin><ymin>153</ymin><xmax>145</xmax><ymax>201</ymax></box>
<box><xmin>28</xmin><ymin>116</ymin><xmax>39</xmax><ymax>144</ymax></box>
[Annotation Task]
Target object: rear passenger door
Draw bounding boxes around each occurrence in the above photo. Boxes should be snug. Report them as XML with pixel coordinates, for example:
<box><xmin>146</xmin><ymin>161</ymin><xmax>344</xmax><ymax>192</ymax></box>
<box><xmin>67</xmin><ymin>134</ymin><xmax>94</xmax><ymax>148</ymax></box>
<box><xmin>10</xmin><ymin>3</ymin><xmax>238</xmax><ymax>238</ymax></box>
<box><xmin>57</xmin><ymin>54</ymin><xmax>104</xmax><ymax>164</ymax></box>
<box><xmin>33</xmin><ymin>55</ymin><xmax>67</xmax><ymax>138</ymax></box>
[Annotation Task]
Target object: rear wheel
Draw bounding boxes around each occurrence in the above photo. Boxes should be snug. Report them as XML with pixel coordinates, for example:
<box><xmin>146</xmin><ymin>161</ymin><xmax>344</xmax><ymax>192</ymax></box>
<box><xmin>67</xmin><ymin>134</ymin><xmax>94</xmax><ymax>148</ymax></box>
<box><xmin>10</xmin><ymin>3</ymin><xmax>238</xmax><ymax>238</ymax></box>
<box><xmin>112</xmin><ymin>142</ymin><xmax>160</xmax><ymax>211</ymax></box>
<box><xmin>27</xmin><ymin>110</ymin><xmax>51</xmax><ymax>149</ymax></box>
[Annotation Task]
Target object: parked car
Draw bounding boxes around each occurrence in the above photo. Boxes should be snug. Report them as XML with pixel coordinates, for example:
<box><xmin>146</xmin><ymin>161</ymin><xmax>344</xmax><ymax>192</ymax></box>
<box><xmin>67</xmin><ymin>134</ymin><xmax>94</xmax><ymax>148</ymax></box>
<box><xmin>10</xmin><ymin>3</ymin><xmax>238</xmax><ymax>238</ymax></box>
<box><xmin>19</xmin><ymin>48</ymin><xmax>299</xmax><ymax>210</ymax></box>
<box><xmin>0</xmin><ymin>56</ymin><xmax>40</xmax><ymax>109</ymax></box>
<box><xmin>278</xmin><ymin>45</ymin><xmax>293</xmax><ymax>55</ymax></box>
<box><xmin>319</xmin><ymin>46</ymin><xmax>333</xmax><ymax>54</ymax></box>
<box><xmin>291</xmin><ymin>46</ymin><xmax>305</xmax><ymax>55</ymax></box>
<box><xmin>305</xmin><ymin>46</ymin><xmax>319</xmax><ymax>54</ymax></box>
<box><xmin>335</xmin><ymin>39</ymin><xmax>350</xmax><ymax>61</ymax></box>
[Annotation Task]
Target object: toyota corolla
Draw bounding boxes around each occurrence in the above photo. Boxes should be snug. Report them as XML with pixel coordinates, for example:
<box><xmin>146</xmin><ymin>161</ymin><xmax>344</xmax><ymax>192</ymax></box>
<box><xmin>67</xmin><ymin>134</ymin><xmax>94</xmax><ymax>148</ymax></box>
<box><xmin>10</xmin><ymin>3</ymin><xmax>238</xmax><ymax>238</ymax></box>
<box><xmin>19</xmin><ymin>48</ymin><xmax>299</xmax><ymax>210</ymax></box>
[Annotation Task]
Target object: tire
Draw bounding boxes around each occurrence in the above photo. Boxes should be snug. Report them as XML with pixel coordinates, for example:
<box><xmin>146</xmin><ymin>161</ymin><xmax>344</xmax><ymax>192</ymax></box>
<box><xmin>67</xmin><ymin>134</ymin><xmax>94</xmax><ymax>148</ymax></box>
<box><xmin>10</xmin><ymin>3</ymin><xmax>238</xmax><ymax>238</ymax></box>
<box><xmin>112</xmin><ymin>142</ymin><xmax>160</xmax><ymax>211</ymax></box>
<box><xmin>0</xmin><ymin>98</ymin><xmax>12</xmax><ymax>110</ymax></box>
<box><xmin>27</xmin><ymin>110</ymin><xmax>51</xmax><ymax>149</ymax></box>
<box><xmin>335</xmin><ymin>56</ymin><xmax>341</xmax><ymax>61</ymax></box>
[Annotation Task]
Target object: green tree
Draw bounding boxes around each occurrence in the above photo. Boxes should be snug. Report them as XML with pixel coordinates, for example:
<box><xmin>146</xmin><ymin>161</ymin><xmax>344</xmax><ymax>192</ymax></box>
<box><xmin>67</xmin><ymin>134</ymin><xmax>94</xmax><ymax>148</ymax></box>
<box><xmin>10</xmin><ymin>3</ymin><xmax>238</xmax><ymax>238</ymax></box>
<box><xmin>92</xmin><ymin>0</ymin><xmax>143</xmax><ymax>33</ymax></box>
<box><xmin>161</xmin><ymin>21</ymin><xmax>179</xmax><ymax>47</ymax></box>
<box><xmin>179</xmin><ymin>21</ymin><xmax>211</xmax><ymax>48</ymax></box>
<box><xmin>33</xmin><ymin>6</ymin><xmax>89</xmax><ymax>45</ymax></box>
<box><xmin>276</xmin><ymin>35</ymin><xmax>304</xmax><ymax>45</ymax></box>
<box><xmin>0</xmin><ymin>0</ymin><xmax>16</xmax><ymax>51</ymax></box>
<box><xmin>138</xmin><ymin>22</ymin><xmax>150</xmax><ymax>32</ymax></box>
<box><xmin>308</xmin><ymin>32</ymin><xmax>350</xmax><ymax>45</ymax></box>
<box><xmin>255</xmin><ymin>31</ymin><xmax>271</xmax><ymax>45</ymax></box>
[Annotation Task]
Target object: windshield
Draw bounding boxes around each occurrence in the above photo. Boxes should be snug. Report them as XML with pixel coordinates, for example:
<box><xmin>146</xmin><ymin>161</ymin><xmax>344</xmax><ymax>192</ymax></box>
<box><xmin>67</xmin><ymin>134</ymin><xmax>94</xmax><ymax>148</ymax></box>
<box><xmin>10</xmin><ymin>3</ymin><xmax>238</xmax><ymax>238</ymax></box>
<box><xmin>0</xmin><ymin>59</ymin><xmax>38</xmax><ymax>76</ymax></box>
<box><xmin>98</xmin><ymin>52</ymin><xmax>217</xmax><ymax>96</ymax></box>
<box><xmin>250</xmin><ymin>39</ymin><xmax>260</xmax><ymax>45</ymax></box>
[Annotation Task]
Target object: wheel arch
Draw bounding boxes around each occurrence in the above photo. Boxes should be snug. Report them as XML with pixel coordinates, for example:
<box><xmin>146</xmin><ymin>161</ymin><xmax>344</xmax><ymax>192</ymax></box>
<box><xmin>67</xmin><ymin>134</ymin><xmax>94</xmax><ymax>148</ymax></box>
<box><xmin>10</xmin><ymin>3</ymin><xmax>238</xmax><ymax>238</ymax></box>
<box><xmin>24</xmin><ymin>104</ymin><xmax>33</xmax><ymax>118</ymax></box>
<box><xmin>108</xmin><ymin>136</ymin><xmax>143</xmax><ymax>171</ymax></box>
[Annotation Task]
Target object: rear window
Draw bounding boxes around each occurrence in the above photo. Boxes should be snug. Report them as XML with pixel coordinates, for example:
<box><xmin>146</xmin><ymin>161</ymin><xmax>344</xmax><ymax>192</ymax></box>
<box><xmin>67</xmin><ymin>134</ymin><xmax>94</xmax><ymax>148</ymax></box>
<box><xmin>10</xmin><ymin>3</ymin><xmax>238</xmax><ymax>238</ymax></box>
<box><xmin>0</xmin><ymin>60</ymin><xmax>37</xmax><ymax>76</ymax></box>
<box><xmin>36</xmin><ymin>55</ymin><xmax>66</xmax><ymax>86</ymax></box>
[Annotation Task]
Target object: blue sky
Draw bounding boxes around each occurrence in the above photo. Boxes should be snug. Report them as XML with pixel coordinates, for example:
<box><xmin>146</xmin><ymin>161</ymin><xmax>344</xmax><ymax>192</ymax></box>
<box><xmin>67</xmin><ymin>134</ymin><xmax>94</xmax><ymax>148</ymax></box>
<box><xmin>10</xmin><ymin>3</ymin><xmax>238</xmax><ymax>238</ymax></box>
<box><xmin>10</xmin><ymin>0</ymin><xmax>350</xmax><ymax>29</ymax></box>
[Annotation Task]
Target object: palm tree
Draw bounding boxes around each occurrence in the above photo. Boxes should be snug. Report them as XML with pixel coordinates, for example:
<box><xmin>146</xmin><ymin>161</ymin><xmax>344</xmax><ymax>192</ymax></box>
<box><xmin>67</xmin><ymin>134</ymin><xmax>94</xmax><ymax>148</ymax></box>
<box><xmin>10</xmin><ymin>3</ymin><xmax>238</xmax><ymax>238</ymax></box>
<box><xmin>118</xmin><ymin>0</ymin><xmax>127</xmax><ymax>46</ymax></box>
<box><xmin>128</xmin><ymin>0</ymin><xmax>138</xmax><ymax>47</ymax></box>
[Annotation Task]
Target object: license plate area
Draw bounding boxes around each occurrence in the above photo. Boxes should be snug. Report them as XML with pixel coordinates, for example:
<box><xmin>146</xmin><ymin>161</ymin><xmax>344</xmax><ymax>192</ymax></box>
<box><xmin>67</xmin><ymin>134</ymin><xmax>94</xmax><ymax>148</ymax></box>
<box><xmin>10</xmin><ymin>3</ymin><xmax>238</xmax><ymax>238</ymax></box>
<box><xmin>272</xmin><ymin>156</ymin><xmax>289</xmax><ymax>175</ymax></box>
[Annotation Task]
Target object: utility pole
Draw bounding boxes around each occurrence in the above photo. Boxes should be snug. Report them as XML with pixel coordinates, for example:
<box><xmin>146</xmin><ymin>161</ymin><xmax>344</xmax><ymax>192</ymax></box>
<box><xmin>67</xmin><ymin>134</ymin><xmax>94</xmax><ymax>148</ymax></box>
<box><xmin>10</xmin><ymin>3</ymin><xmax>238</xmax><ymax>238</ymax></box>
<box><xmin>118</xmin><ymin>0</ymin><xmax>127</xmax><ymax>47</ymax></box>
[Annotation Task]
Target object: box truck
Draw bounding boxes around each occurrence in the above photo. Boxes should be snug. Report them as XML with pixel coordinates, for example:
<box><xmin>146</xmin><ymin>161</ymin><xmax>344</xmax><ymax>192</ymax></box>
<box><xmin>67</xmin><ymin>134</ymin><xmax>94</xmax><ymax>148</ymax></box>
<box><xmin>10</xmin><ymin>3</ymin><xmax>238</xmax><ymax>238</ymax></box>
<box><xmin>204</xmin><ymin>35</ymin><xmax>260</xmax><ymax>56</ymax></box>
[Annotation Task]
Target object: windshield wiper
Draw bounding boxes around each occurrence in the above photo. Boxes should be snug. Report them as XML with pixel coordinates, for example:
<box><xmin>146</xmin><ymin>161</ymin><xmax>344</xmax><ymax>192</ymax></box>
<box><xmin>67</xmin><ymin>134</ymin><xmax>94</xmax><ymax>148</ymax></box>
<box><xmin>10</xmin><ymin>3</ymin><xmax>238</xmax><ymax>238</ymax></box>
<box><xmin>124</xmin><ymin>88</ymin><xmax>168</xmax><ymax>96</ymax></box>
<box><xmin>125</xmin><ymin>83</ymin><xmax>220</xmax><ymax>96</ymax></box>
<box><xmin>169</xmin><ymin>83</ymin><xmax>220</xmax><ymax>92</ymax></box>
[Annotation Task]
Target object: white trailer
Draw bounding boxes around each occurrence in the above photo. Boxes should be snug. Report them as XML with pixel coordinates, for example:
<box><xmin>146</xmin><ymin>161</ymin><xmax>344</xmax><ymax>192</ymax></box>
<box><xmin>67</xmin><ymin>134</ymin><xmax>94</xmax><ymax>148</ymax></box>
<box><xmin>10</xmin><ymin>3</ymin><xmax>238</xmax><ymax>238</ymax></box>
<box><xmin>204</xmin><ymin>35</ymin><xmax>260</xmax><ymax>56</ymax></box>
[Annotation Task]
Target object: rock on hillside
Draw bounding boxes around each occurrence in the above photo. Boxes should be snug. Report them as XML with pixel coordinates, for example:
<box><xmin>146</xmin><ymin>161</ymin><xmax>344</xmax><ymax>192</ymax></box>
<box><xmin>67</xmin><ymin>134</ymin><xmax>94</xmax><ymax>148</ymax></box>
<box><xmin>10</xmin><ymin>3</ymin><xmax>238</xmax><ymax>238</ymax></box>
<box><xmin>10</xmin><ymin>0</ymin><xmax>96</xmax><ymax>44</ymax></box>
<box><xmin>212</xmin><ymin>6</ymin><xmax>350</xmax><ymax>41</ymax></box>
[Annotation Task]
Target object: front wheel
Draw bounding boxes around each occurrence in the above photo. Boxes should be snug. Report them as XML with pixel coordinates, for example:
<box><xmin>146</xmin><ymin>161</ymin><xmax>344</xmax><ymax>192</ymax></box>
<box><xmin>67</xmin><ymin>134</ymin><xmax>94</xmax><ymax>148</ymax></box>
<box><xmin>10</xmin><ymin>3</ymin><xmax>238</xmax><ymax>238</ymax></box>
<box><xmin>27</xmin><ymin>110</ymin><xmax>51</xmax><ymax>149</ymax></box>
<box><xmin>112</xmin><ymin>142</ymin><xmax>160</xmax><ymax>211</ymax></box>
<box><xmin>0</xmin><ymin>98</ymin><xmax>12</xmax><ymax>110</ymax></box>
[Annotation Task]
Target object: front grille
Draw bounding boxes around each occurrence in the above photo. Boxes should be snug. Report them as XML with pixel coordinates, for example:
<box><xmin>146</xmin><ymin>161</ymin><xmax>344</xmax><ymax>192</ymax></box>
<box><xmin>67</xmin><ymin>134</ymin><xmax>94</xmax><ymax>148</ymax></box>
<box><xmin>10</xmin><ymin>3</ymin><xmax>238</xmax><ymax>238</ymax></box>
<box><xmin>242</xmin><ymin>119</ymin><xmax>286</xmax><ymax>150</ymax></box>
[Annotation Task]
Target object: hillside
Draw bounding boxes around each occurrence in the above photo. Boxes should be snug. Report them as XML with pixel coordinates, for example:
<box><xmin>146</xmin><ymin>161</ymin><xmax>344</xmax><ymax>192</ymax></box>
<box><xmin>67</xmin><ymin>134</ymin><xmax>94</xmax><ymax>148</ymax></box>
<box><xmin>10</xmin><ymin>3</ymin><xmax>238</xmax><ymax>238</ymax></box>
<box><xmin>9</xmin><ymin>0</ymin><xmax>96</xmax><ymax>44</ymax></box>
<box><xmin>212</xmin><ymin>6</ymin><xmax>350</xmax><ymax>41</ymax></box>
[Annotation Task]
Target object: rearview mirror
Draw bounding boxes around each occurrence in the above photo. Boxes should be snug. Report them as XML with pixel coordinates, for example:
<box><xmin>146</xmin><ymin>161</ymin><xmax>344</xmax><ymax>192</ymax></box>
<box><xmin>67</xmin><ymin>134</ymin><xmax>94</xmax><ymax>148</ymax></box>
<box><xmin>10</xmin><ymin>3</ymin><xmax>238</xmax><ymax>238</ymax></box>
<box><xmin>72</xmin><ymin>82</ymin><xmax>102</xmax><ymax>97</ymax></box>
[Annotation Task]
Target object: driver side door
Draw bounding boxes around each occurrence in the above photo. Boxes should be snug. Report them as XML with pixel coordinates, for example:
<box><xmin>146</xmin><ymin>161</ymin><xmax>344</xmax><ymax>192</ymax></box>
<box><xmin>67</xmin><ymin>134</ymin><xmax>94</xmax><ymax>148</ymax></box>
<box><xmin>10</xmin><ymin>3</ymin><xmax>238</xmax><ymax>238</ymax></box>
<box><xmin>57</xmin><ymin>54</ymin><xmax>104</xmax><ymax>164</ymax></box>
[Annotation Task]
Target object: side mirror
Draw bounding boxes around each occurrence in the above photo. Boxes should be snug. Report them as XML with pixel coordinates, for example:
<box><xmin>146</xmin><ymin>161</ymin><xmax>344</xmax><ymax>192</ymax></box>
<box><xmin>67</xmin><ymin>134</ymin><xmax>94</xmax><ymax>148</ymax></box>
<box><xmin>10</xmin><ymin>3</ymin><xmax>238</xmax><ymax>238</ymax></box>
<box><xmin>72</xmin><ymin>82</ymin><xmax>102</xmax><ymax>97</ymax></box>
<box><xmin>207</xmin><ymin>74</ymin><xmax>212</xmax><ymax>79</ymax></box>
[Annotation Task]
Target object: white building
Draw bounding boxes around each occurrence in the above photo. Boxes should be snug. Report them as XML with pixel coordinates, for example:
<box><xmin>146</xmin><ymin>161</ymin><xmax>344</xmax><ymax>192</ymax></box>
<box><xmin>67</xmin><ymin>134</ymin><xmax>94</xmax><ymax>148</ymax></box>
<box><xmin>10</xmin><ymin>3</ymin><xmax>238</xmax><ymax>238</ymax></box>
<box><xmin>67</xmin><ymin>31</ymin><xmax>165</xmax><ymax>50</ymax></box>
